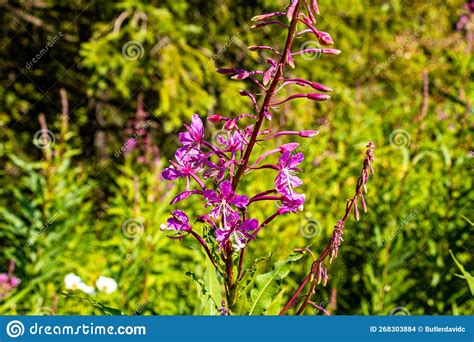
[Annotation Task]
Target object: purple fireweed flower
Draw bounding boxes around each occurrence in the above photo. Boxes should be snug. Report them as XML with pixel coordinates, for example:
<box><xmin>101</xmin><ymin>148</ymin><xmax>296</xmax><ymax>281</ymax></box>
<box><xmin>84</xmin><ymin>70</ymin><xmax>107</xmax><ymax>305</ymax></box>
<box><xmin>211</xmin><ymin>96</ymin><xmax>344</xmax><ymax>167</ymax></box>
<box><xmin>0</xmin><ymin>260</ymin><xmax>21</xmax><ymax>300</ymax></box>
<box><xmin>203</xmin><ymin>159</ymin><xmax>227</xmax><ymax>183</ymax></box>
<box><xmin>204</xmin><ymin>180</ymin><xmax>249</xmax><ymax>225</ymax></box>
<box><xmin>278</xmin><ymin>193</ymin><xmax>306</xmax><ymax>215</ymax></box>
<box><xmin>9</xmin><ymin>276</ymin><xmax>21</xmax><ymax>288</ymax></box>
<box><xmin>179</xmin><ymin>114</ymin><xmax>205</xmax><ymax>147</ymax></box>
<box><xmin>216</xmin><ymin>129</ymin><xmax>248</xmax><ymax>152</ymax></box>
<box><xmin>0</xmin><ymin>273</ymin><xmax>8</xmax><ymax>284</ymax></box>
<box><xmin>275</xmin><ymin>151</ymin><xmax>304</xmax><ymax>195</ymax></box>
<box><xmin>161</xmin><ymin>210</ymin><xmax>191</xmax><ymax>232</ymax></box>
<box><xmin>162</xmin><ymin>147</ymin><xmax>205</xmax><ymax>187</ymax></box>
<box><xmin>161</xmin><ymin>0</ymin><xmax>370</xmax><ymax>316</ymax></box>
<box><xmin>457</xmin><ymin>1</ymin><xmax>474</xmax><ymax>31</ymax></box>
<box><xmin>216</xmin><ymin>218</ymin><xmax>258</xmax><ymax>250</ymax></box>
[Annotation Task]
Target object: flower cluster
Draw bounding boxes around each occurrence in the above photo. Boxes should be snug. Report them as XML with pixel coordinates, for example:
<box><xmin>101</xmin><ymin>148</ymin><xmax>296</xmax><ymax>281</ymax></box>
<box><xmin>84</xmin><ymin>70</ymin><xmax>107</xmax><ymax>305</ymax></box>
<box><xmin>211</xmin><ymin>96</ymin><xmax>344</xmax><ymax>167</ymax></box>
<box><xmin>161</xmin><ymin>1</ymin><xmax>335</xmax><ymax>255</ymax></box>
<box><xmin>64</xmin><ymin>273</ymin><xmax>118</xmax><ymax>295</ymax></box>
<box><xmin>0</xmin><ymin>260</ymin><xmax>21</xmax><ymax>301</ymax></box>
<box><xmin>121</xmin><ymin>93</ymin><xmax>159</xmax><ymax>166</ymax></box>
<box><xmin>457</xmin><ymin>0</ymin><xmax>474</xmax><ymax>32</ymax></box>
<box><xmin>161</xmin><ymin>0</ymin><xmax>375</xmax><ymax>314</ymax></box>
<box><xmin>280</xmin><ymin>142</ymin><xmax>375</xmax><ymax>315</ymax></box>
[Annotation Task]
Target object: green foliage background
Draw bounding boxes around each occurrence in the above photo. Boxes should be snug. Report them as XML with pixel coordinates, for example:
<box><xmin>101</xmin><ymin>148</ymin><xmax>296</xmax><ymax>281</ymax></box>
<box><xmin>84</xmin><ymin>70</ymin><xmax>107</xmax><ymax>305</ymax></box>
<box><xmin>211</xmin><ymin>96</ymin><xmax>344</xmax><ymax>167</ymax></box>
<box><xmin>0</xmin><ymin>0</ymin><xmax>472</xmax><ymax>315</ymax></box>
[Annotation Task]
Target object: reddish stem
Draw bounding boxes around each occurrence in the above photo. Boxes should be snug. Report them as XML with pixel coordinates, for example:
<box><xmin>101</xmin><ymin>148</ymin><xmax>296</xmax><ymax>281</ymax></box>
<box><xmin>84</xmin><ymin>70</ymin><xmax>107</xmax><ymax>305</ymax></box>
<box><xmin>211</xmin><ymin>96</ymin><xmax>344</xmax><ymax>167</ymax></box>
<box><xmin>232</xmin><ymin>0</ymin><xmax>303</xmax><ymax>191</ymax></box>
<box><xmin>189</xmin><ymin>230</ymin><xmax>222</xmax><ymax>276</ymax></box>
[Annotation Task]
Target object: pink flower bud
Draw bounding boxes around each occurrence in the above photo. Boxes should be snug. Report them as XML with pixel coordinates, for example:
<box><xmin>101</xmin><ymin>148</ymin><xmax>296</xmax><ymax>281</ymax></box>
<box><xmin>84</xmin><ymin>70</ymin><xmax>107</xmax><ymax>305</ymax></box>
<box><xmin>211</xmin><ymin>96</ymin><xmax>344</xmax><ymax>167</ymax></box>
<box><xmin>264</xmin><ymin>108</ymin><xmax>272</xmax><ymax>121</ymax></box>
<box><xmin>353</xmin><ymin>198</ymin><xmax>360</xmax><ymax>221</ymax></box>
<box><xmin>224</xmin><ymin>119</ymin><xmax>237</xmax><ymax>130</ymax></box>
<box><xmin>309</xmin><ymin>82</ymin><xmax>333</xmax><ymax>92</ymax></box>
<box><xmin>322</xmin><ymin>48</ymin><xmax>341</xmax><ymax>55</ymax></box>
<box><xmin>286</xmin><ymin>49</ymin><xmax>295</xmax><ymax>68</ymax></box>
<box><xmin>317</xmin><ymin>31</ymin><xmax>334</xmax><ymax>45</ymax></box>
<box><xmin>312</xmin><ymin>0</ymin><xmax>320</xmax><ymax>15</ymax></box>
<box><xmin>251</xmin><ymin>12</ymin><xmax>285</xmax><ymax>22</ymax></box>
<box><xmin>299</xmin><ymin>130</ymin><xmax>319</xmax><ymax>137</ymax></box>
<box><xmin>307</xmin><ymin>93</ymin><xmax>331</xmax><ymax>101</ymax></box>
<box><xmin>280</xmin><ymin>143</ymin><xmax>299</xmax><ymax>153</ymax></box>
<box><xmin>287</xmin><ymin>0</ymin><xmax>298</xmax><ymax>21</ymax></box>
<box><xmin>207</xmin><ymin>114</ymin><xmax>227</xmax><ymax>122</ymax></box>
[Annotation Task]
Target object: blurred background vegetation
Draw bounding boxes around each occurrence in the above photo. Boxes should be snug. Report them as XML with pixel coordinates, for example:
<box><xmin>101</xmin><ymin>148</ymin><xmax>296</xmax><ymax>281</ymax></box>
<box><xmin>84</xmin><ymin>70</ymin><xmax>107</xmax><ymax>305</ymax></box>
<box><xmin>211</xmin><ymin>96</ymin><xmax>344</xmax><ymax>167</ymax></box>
<box><xmin>0</xmin><ymin>0</ymin><xmax>472</xmax><ymax>315</ymax></box>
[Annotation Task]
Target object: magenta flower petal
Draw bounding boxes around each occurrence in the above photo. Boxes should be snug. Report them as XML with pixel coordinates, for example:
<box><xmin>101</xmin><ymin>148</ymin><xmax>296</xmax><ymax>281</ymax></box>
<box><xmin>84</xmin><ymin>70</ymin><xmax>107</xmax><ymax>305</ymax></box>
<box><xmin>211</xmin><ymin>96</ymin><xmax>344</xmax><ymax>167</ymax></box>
<box><xmin>165</xmin><ymin>210</ymin><xmax>191</xmax><ymax>232</ymax></box>
<box><xmin>230</xmin><ymin>194</ymin><xmax>250</xmax><ymax>207</ymax></box>
<box><xmin>162</xmin><ymin>167</ymin><xmax>183</xmax><ymax>180</ymax></box>
<box><xmin>171</xmin><ymin>190</ymin><xmax>204</xmax><ymax>205</ymax></box>
<box><xmin>0</xmin><ymin>273</ymin><xmax>8</xmax><ymax>284</ymax></box>
<box><xmin>9</xmin><ymin>276</ymin><xmax>21</xmax><ymax>288</ymax></box>
<box><xmin>278</xmin><ymin>193</ymin><xmax>306</xmax><ymax>214</ymax></box>
<box><xmin>179</xmin><ymin>114</ymin><xmax>204</xmax><ymax>146</ymax></box>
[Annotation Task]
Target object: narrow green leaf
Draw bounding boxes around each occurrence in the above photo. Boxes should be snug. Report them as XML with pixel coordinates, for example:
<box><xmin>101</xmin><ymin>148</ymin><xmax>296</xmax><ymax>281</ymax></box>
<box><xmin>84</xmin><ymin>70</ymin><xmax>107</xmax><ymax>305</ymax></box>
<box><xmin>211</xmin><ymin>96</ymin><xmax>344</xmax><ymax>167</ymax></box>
<box><xmin>248</xmin><ymin>253</ymin><xmax>303</xmax><ymax>315</ymax></box>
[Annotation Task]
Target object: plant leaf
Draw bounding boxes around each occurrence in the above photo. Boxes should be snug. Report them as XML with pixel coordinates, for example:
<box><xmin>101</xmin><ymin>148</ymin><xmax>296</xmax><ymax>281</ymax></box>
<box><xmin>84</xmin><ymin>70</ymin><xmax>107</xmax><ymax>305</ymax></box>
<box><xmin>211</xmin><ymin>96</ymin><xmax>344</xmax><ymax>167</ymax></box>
<box><xmin>248</xmin><ymin>253</ymin><xmax>303</xmax><ymax>315</ymax></box>
<box><xmin>203</xmin><ymin>257</ymin><xmax>222</xmax><ymax>315</ymax></box>
<box><xmin>450</xmin><ymin>250</ymin><xmax>474</xmax><ymax>295</ymax></box>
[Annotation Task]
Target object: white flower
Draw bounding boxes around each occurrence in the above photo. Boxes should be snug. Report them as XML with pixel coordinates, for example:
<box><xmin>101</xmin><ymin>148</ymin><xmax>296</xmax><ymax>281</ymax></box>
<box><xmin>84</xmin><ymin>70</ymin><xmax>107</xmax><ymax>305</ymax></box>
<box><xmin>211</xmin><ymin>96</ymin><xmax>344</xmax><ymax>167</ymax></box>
<box><xmin>64</xmin><ymin>273</ymin><xmax>95</xmax><ymax>295</ymax></box>
<box><xmin>96</xmin><ymin>276</ymin><xmax>118</xmax><ymax>294</ymax></box>
<box><xmin>77</xmin><ymin>282</ymin><xmax>95</xmax><ymax>294</ymax></box>
<box><xmin>64</xmin><ymin>273</ymin><xmax>82</xmax><ymax>290</ymax></box>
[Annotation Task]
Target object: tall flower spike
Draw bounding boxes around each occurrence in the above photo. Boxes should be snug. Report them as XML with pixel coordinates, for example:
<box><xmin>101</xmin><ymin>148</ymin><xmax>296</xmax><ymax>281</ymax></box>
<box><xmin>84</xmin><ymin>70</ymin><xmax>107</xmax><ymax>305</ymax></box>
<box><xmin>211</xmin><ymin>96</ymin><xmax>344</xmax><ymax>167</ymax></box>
<box><xmin>280</xmin><ymin>143</ymin><xmax>375</xmax><ymax>315</ymax></box>
<box><xmin>161</xmin><ymin>0</ymin><xmax>371</xmax><ymax>315</ymax></box>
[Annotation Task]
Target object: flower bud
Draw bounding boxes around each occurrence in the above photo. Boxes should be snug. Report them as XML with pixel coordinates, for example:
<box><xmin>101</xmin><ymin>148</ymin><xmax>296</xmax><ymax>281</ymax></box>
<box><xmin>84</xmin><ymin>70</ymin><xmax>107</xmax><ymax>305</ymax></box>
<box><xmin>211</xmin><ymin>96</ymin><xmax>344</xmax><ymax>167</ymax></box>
<box><xmin>317</xmin><ymin>31</ymin><xmax>334</xmax><ymax>45</ymax></box>
<box><xmin>287</xmin><ymin>49</ymin><xmax>295</xmax><ymax>68</ymax></box>
<box><xmin>251</xmin><ymin>12</ymin><xmax>285</xmax><ymax>22</ymax></box>
<box><xmin>312</xmin><ymin>0</ymin><xmax>320</xmax><ymax>15</ymax></box>
<box><xmin>280</xmin><ymin>143</ymin><xmax>299</xmax><ymax>153</ymax></box>
<box><xmin>307</xmin><ymin>93</ymin><xmax>331</xmax><ymax>101</ymax></box>
<box><xmin>322</xmin><ymin>48</ymin><xmax>341</xmax><ymax>55</ymax></box>
<box><xmin>353</xmin><ymin>198</ymin><xmax>360</xmax><ymax>221</ymax></box>
<box><xmin>224</xmin><ymin>119</ymin><xmax>237</xmax><ymax>130</ymax></box>
<box><xmin>309</xmin><ymin>82</ymin><xmax>333</xmax><ymax>92</ymax></box>
<box><xmin>299</xmin><ymin>130</ymin><xmax>319</xmax><ymax>137</ymax></box>
<box><xmin>207</xmin><ymin>114</ymin><xmax>227</xmax><ymax>122</ymax></box>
